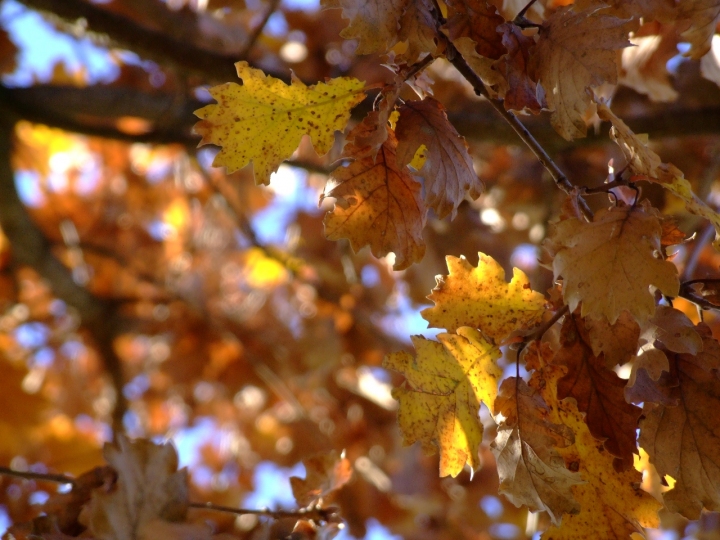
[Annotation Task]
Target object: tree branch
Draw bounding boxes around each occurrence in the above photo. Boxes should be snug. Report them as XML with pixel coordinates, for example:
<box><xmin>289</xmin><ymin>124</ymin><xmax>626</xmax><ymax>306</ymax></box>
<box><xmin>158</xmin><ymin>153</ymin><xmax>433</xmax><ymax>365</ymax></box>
<box><xmin>0</xmin><ymin>117</ymin><xmax>128</xmax><ymax>432</ymax></box>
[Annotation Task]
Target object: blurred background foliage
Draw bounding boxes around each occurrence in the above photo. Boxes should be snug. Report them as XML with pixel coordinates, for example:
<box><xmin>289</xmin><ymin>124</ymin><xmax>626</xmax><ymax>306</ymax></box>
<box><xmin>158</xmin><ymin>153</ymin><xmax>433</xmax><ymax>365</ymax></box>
<box><xmin>0</xmin><ymin>0</ymin><xmax>720</xmax><ymax>538</ymax></box>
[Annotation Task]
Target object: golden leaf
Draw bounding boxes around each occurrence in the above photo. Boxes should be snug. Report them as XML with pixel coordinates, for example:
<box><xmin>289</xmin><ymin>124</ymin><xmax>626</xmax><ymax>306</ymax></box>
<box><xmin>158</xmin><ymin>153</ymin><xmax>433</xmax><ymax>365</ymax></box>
<box><xmin>384</xmin><ymin>327</ymin><xmax>501</xmax><ymax>477</ymax></box>
<box><xmin>194</xmin><ymin>62</ymin><xmax>365</xmax><ymax>184</ymax></box>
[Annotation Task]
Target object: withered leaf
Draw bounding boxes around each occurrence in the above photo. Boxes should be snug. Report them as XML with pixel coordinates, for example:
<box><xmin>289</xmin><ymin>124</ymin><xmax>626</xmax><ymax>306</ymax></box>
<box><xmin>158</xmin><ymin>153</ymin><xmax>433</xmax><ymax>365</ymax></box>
<box><xmin>397</xmin><ymin>0</ymin><xmax>438</xmax><ymax>64</ymax></box>
<box><xmin>395</xmin><ymin>98</ymin><xmax>483</xmax><ymax>219</ymax></box>
<box><xmin>496</xmin><ymin>23</ymin><xmax>546</xmax><ymax>114</ymax></box>
<box><xmin>639</xmin><ymin>325</ymin><xmax>720</xmax><ymax>519</ymax></box>
<box><xmin>528</xmin><ymin>6</ymin><xmax>630</xmax><ymax>140</ymax></box>
<box><xmin>552</xmin><ymin>314</ymin><xmax>642</xmax><ymax>471</ymax></box>
<box><xmin>641</xmin><ymin>305</ymin><xmax>703</xmax><ymax>355</ymax></box>
<box><xmin>290</xmin><ymin>450</ymin><xmax>353</xmax><ymax>507</ymax></box>
<box><xmin>491</xmin><ymin>377</ymin><xmax>581</xmax><ymax>524</ymax></box>
<box><xmin>321</xmin><ymin>122</ymin><xmax>426</xmax><ymax>270</ymax></box>
<box><xmin>549</xmin><ymin>204</ymin><xmax>679</xmax><ymax>324</ymax></box>
<box><xmin>86</xmin><ymin>435</ymin><xmax>188</xmax><ymax>540</ymax></box>
<box><xmin>444</xmin><ymin>0</ymin><xmax>505</xmax><ymax>60</ymax></box>
<box><xmin>583</xmin><ymin>310</ymin><xmax>640</xmax><ymax>368</ymax></box>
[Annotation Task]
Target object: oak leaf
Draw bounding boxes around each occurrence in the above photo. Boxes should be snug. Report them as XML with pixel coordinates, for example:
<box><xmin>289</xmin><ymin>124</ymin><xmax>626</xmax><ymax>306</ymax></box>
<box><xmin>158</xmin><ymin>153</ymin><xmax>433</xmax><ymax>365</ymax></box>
<box><xmin>290</xmin><ymin>450</ymin><xmax>353</xmax><ymax>507</ymax></box>
<box><xmin>552</xmin><ymin>314</ymin><xmax>642</xmax><ymax>471</ymax></box>
<box><xmin>626</xmin><ymin>346</ymin><xmax>677</xmax><ymax>406</ymax></box>
<box><xmin>549</xmin><ymin>204</ymin><xmax>679</xmax><ymax>324</ymax></box>
<box><xmin>619</xmin><ymin>32</ymin><xmax>679</xmax><ymax>103</ymax></box>
<box><xmin>639</xmin><ymin>325</ymin><xmax>720</xmax><ymax>518</ymax></box>
<box><xmin>583</xmin><ymin>310</ymin><xmax>640</xmax><ymax>368</ymax></box>
<box><xmin>321</xmin><ymin>121</ymin><xmax>426</xmax><ymax>270</ymax></box>
<box><xmin>528</xmin><ymin>6</ymin><xmax>630</xmax><ymax>140</ymax></box>
<box><xmin>444</xmin><ymin>0</ymin><xmax>505</xmax><ymax>60</ymax></box>
<box><xmin>397</xmin><ymin>0</ymin><xmax>438</xmax><ymax>64</ymax></box>
<box><xmin>678</xmin><ymin>0</ymin><xmax>720</xmax><ymax>59</ymax></box>
<box><xmin>421</xmin><ymin>253</ymin><xmax>547</xmax><ymax>342</ymax></box>
<box><xmin>194</xmin><ymin>62</ymin><xmax>365</xmax><ymax>185</ymax></box>
<box><xmin>491</xmin><ymin>377</ymin><xmax>581</xmax><ymax>524</ymax></box>
<box><xmin>641</xmin><ymin>305</ymin><xmax>703</xmax><ymax>355</ymax></box>
<box><xmin>85</xmin><ymin>435</ymin><xmax>188</xmax><ymax>540</ymax></box>
<box><xmin>596</xmin><ymin>101</ymin><xmax>720</xmax><ymax>248</ymax></box>
<box><xmin>324</xmin><ymin>0</ymin><xmax>408</xmax><ymax>55</ymax></box>
<box><xmin>383</xmin><ymin>327</ymin><xmax>502</xmax><ymax>477</ymax></box>
<box><xmin>496</xmin><ymin>23</ymin><xmax>546</xmax><ymax>114</ymax></box>
<box><xmin>533</xmin><ymin>364</ymin><xmax>661</xmax><ymax>539</ymax></box>
<box><xmin>395</xmin><ymin>98</ymin><xmax>483</xmax><ymax>219</ymax></box>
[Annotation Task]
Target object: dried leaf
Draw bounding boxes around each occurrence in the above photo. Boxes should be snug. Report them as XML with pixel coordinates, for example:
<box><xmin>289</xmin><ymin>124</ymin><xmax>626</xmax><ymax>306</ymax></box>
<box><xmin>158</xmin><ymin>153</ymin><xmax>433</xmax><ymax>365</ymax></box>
<box><xmin>619</xmin><ymin>32</ymin><xmax>679</xmax><ymax>103</ymax></box>
<box><xmin>321</xmin><ymin>122</ymin><xmax>426</xmax><ymax>270</ymax></box>
<box><xmin>552</xmin><ymin>314</ymin><xmax>642</xmax><ymax>471</ymax></box>
<box><xmin>596</xmin><ymin>101</ymin><xmax>720</xmax><ymax>248</ymax></box>
<box><xmin>325</xmin><ymin>0</ymin><xmax>408</xmax><ymax>54</ymax></box>
<box><xmin>583</xmin><ymin>310</ymin><xmax>640</xmax><ymax>368</ymax></box>
<box><xmin>496</xmin><ymin>23</ymin><xmax>546</xmax><ymax>114</ymax></box>
<box><xmin>86</xmin><ymin>436</ymin><xmax>188</xmax><ymax>540</ymax></box>
<box><xmin>641</xmin><ymin>305</ymin><xmax>703</xmax><ymax>355</ymax></box>
<box><xmin>290</xmin><ymin>451</ymin><xmax>353</xmax><ymax>507</ymax></box>
<box><xmin>549</xmin><ymin>204</ymin><xmax>679</xmax><ymax>324</ymax></box>
<box><xmin>444</xmin><ymin>0</ymin><xmax>505</xmax><ymax>60</ymax></box>
<box><xmin>395</xmin><ymin>98</ymin><xmax>483</xmax><ymax>219</ymax></box>
<box><xmin>194</xmin><ymin>62</ymin><xmax>365</xmax><ymax>184</ymax></box>
<box><xmin>491</xmin><ymin>377</ymin><xmax>581</xmax><ymax>524</ymax></box>
<box><xmin>422</xmin><ymin>253</ymin><xmax>547</xmax><ymax>342</ymax></box>
<box><xmin>678</xmin><ymin>0</ymin><xmax>720</xmax><ymax>59</ymax></box>
<box><xmin>639</xmin><ymin>325</ymin><xmax>720</xmax><ymax>518</ymax></box>
<box><xmin>384</xmin><ymin>327</ymin><xmax>502</xmax><ymax>477</ymax></box>
<box><xmin>529</xmin><ymin>6</ymin><xmax>630</xmax><ymax>140</ymax></box>
<box><xmin>397</xmin><ymin>0</ymin><xmax>438</xmax><ymax>63</ymax></box>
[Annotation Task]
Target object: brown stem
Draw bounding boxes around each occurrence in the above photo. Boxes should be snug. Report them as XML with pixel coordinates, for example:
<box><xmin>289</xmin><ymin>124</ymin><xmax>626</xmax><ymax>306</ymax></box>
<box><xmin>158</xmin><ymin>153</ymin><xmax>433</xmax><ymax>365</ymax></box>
<box><xmin>189</xmin><ymin>502</ymin><xmax>340</xmax><ymax>522</ymax></box>
<box><xmin>0</xmin><ymin>466</ymin><xmax>75</xmax><ymax>485</ymax></box>
<box><xmin>444</xmin><ymin>41</ymin><xmax>593</xmax><ymax>219</ymax></box>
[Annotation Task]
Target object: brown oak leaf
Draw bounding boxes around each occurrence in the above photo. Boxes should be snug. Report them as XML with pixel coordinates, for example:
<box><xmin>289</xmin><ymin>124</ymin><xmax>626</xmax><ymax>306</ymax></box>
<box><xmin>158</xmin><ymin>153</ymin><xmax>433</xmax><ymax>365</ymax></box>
<box><xmin>290</xmin><ymin>450</ymin><xmax>353</xmax><ymax>507</ymax></box>
<box><xmin>549</xmin><ymin>203</ymin><xmax>679</xmax><ymax>324</ymax></box>
<box><xmin>395</xmin><ymin>98</ymin><xmax>483</xmax><ymax>219</ymax></box>
<box><xmin>639</xmin><ymin>325</ymin><xmax>720</xmax><ymax>518</ymax></box>
<box><xmin>583</xmin><ymin>310</ymin><xmax>640</xmax><ymax>368</ymax></box>
<box><xmin>491</xmin><ymin>377</ymin><xmax>581</xmax><ymax>524</ymax></box>
<box><xmin>496</xmin><ymin>23</ymin><xmax>546</xmax><ymax>114</ymax></box>
<box><xmin>85</xmin><ymin>436</ymin><xmax>188</xmax><ymax>540</ymax></box>
<box><xmin>678</xmin><ymin>0</ymin><xmax>720</xmax><ymax>59</ymax></box>
<box><xmin>324</xmin><ymin>0</ymin><xmax>409</xmax><ymax>55</ymax></box>
<box><xmin>552</xmin><ymin>314</ymin><xmax>642</xmax><ymax>471</ymax></box>
<box><xmin>444</xmin><ymin>0</ymin><xmax>505</xmax><ymax>60</ymax></box>
<box><xmin>641</xmin><ymin>305</ymin><xmax>703</xmax><ymax>355</ymax></box>
<box><xmin>528</xmin><ymin>6</ymin><xmax>630</xmax><ymax>140</ymax></box>
<box><xmin>397</xmin><ymin>0</ymin><xmax>438</xmax><ymax>64</ymax></box>
<box><xmin>321</xmin><ymin>121</ymin><xmax>426</xmax><ymax>270</ymax></box>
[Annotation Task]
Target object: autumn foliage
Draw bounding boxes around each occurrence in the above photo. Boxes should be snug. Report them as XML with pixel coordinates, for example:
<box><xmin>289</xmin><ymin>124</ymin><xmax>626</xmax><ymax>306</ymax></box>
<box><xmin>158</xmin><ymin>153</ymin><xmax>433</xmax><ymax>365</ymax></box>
<box><xmin>3</xmin><ymin>0</ymin><xmax>720</xmax><ymax>539</ymax></box>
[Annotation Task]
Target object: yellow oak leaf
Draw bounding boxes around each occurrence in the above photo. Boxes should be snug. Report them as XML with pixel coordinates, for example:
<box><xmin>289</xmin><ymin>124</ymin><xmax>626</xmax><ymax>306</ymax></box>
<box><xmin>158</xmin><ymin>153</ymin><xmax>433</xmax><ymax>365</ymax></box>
<box><xmin>532</xmin><ymin>364</ymin><xmax>661</xmax><ymax>539</ymax></box>
<box><xmin>491</xmin><ymin>377</ymin><xmax>581</xmax><ymax>524</ymax></box>
<box><xmin>596</xmin><ymin>101</ymin><xmax>720</xmax><ymax>249</ymax></box>
<box><xmin>194</xmin><ymin>62</ymin><xmax>365</xmax><ymax>185</ymax></box>
<box><xmin>383</xmin><ymin>327</ymin><xmax>502</xmax><ymax>477</ymax></box>
<box><xmin>549</xmin><ymin>204</ymin><xmax>679</xmax><ymax>324</ymax></box>
<box><xmin>528</xmin><ymin>6</ymin><xmax>630</xmax><ymax>140</ymax></box>
<box><xmin>86</xmin><ymin>436</ymin><xmax>188</xmax><ymax>540</ymax></box>
<box><xmin>395</xmin><ymin>97</ymin><xmax>483</xmax><ymax>219</ymax></box>
<box><xmin>421</xmin><ymin>253</ymin><xmax>547</xmax><ymax>342</ymax></box>
<box><xmin>321</xmin><ymin>121</ymin><xmax>426</xmax><ymax>271</ymax></box>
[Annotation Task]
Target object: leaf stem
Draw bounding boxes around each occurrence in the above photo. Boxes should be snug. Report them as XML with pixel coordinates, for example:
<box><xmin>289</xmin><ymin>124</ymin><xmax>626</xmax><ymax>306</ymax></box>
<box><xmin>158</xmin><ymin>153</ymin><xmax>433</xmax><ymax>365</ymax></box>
<box><xmin>189</xmin><ymin>501</ymin><xmax>340</xmax><ymax>522</ymax></box>
<box><xmin>0</xmin><ymin>466</ymin><xmax>75</xmax><ymax>485</ymax></box>
<box><xmin>444</xmin><ymin>41</ymin><xmax>593</xmax><ymax>220</ymax></box>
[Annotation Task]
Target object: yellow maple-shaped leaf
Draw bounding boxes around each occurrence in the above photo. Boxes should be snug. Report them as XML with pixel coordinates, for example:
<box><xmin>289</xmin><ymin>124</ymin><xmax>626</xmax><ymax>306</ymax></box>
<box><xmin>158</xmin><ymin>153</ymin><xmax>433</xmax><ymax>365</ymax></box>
<box><xmin>86</xmin><ymin>436</ymin><xmax>188</xmax><ymax>540</ymax></box>
<box><xmin>533</xmin><ymin>364</ymin><xmax>661</xmax><ymax>539</ymax></box>
<box><xmin>549</xmin><ymin>204</ymin><xmax>679</xmax><ymax>324</ymax></box>
<box><xmin>383</xmin><ymin>327</ymin><xmax>502</xmax><ymax>477</ymax></box>
<box><xmin>528</xmin><ymin>6</ymin><xmax>630</xmax><ymax>140</ymax></box>
<box><xmin>597</xmin><ymin>102</ymin><xmax>720</xmax><ymax>249</ymax></box>
<box><xmin>321</xmin><ymin>121</ymin><xmax>426</xmax><ymax>271</ymax></box>
<box><xmin>421</xmin><ymin>253</ymin><xmax>546</xmax><ymax>342</ymax></box>
<box><xmin>194</xmin><ymin>62</ymin><xmax>365</xmax><ymax>185</ymax></box>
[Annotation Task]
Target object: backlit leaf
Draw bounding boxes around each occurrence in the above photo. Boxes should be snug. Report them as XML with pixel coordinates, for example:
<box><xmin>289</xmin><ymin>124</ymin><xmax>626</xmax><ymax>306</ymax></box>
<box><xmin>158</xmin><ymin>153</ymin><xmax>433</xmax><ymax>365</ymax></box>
<box><xmin>384</xmin><ymin>327</ymin><xmax>502</xmax><ymax>477</ymax></box>
<box><xmin>422</xmin><ymin>253</ymin><xmax>547</xmax><ymax>342</ymax></box>
<box><xmin>194</xmin><ymin>62</ymin><xmax>365</xmax><ymax>184</ymax></box>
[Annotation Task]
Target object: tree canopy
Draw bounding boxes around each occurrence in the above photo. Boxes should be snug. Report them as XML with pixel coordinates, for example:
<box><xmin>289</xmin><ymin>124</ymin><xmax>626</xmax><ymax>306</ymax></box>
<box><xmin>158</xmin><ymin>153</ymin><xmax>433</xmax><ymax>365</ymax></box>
<box><xmin>1</xmin><ymin>0</ymin><xmax>720</xmax><ymax>538</ymax></box>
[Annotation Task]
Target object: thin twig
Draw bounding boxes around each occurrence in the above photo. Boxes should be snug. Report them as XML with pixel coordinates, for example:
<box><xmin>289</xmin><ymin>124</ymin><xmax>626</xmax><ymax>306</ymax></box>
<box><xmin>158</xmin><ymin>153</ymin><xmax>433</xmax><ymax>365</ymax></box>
<box><xmin>402</xmin><ymin>54</ymin><xmax>436</xmax><ymax>81</ymax></box>
<box><xmin>239</xmin><ymin>0</ymin><xmax>282</xmax><ymax>60</ymax></box>
<box><xmin>444</xmin><ymin>41</ymin><xmax>593</xmax><ymax>220</ymax></box>
<box><xmin>189</xmin><ymin>502</ymin><xmax>339</xmax><ymax>522</ymax></box>
<box><xmin>0</xmin><ymin>466</ymin><xmax>75</xmax><ymax>485</ymax></box>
